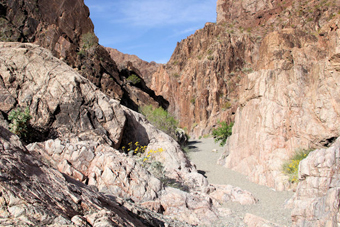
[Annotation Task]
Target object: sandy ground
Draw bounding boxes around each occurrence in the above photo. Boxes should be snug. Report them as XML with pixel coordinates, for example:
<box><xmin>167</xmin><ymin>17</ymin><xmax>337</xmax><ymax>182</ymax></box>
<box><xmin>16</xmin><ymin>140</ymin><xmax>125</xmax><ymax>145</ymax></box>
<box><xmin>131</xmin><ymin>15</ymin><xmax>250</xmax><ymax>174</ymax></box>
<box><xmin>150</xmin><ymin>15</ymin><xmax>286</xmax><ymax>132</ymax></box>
<box><xmin>187</xmin><ymin>137</ymin><xmax>294</xmax><ymax>226</ymax></box>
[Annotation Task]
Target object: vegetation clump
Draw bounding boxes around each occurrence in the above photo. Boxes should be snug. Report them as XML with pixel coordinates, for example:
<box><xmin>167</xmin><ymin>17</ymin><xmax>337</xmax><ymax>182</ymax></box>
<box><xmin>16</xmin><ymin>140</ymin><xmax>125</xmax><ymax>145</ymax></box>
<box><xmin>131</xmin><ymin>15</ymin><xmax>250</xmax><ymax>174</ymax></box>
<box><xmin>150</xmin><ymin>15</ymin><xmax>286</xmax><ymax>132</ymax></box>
<box><xmin>126</xmin><ymin>74</ymin><xmax>141</xmax><ymax>85</ymax></box>
<box><xmin>80</xmin><ymin>32</ymin><xmax>98</xmax><ymax>50</ymax></box>
<box><xmin>122</xmin><ymin>141</ymin><xmax>189</xmax><ymax>191</ymax></box>
<box><xmin>139</xmin><ymin>105</ymin><xmax>178</xmax><ymax>139</ymax></box>
<box><xmin>212</xmin><ymin>121</ymin><xmax>234</xmax><ymax>146</ymax></box>
<box><xmin>282</xmin><ymin>148</ymin><xmax>312</xmax><ymax>183</ymax></box>
<box><xmin>8</xmin><ymin>107</ymin><xmax>32</xmax><ymax>139</ymax></box>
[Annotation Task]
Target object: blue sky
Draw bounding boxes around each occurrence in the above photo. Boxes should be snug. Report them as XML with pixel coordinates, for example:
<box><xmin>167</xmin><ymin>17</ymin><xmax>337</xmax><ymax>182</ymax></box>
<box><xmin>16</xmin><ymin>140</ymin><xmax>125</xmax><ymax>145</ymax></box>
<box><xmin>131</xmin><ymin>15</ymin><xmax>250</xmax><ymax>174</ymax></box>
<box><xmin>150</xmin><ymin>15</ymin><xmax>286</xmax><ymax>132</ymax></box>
<box><xmin>84</xmin><ymin>0</ymin><xmax>217</xmax><ymax>63</ymax></box>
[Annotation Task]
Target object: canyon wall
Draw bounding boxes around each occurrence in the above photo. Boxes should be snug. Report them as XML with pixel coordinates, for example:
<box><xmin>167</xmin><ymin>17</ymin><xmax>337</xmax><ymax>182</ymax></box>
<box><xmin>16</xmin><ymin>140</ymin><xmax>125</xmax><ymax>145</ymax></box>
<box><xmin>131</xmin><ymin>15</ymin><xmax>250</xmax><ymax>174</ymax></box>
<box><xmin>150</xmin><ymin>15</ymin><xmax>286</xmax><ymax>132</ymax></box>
<box><xmin>219</xmin><ymin>13</ymin><xmax>340</xmax><ymax>190</ymax></box>
<box><xmin>150</xmin><ymin>0</ymin><xmax>340</xmax><ymax>190</ymax></box>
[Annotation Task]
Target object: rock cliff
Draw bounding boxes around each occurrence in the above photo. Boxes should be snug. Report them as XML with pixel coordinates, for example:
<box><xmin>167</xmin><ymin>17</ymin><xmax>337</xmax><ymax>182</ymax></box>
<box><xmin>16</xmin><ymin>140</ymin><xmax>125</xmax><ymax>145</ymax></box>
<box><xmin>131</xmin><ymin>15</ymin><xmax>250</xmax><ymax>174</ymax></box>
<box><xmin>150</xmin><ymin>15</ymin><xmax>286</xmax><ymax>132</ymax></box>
<box><xmin>0</xmin><ymin>0</ymin><xmax>167</xmax><ymax>111</ymax></box>
<box><xmin>106</xmin><ymin>47</ymin><xmax>160</xmax><ymax>86</ymax></box>
<box><xmin>219</xmin><ymin>11</ymin><xmax>340</xmax><ymax>191</ymax></box>
<box><xmin>150</xmin><ymin>0</ymin><xmax>340</xmax><ymax>138</ymax></box>
<box><xmin>150</xmin><ymin>0</ymin><xmax>340</xmax><ymax>190</ymax></box>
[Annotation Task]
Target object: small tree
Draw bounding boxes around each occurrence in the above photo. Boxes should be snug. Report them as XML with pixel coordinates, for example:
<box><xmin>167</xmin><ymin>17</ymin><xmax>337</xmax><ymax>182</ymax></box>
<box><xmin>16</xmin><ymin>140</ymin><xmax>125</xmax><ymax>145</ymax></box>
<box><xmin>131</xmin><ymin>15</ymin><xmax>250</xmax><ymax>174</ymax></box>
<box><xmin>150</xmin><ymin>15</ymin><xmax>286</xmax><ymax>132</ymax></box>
<box><xmin>8</xmin><ymin>107</ymin><xmax>32</xmax><ymax>139</ymax></box>
<box><xmin>212</xmin><ymin>121</ymin><xmax>234</xmax><ymax>146</ymax></box>
<box><xmin>127</xmin><ymin>74</ymin><xmax>141</xmax><ymax>85</ymax></box>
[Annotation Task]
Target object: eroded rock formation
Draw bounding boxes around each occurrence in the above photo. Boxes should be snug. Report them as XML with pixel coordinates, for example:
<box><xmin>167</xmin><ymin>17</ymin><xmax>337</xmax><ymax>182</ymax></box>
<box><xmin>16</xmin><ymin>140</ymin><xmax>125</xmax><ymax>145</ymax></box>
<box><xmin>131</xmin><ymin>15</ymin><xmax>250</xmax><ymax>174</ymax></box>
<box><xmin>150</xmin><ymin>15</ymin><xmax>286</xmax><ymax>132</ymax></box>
<box><xmin>0</xmin><ymin>126</ymin><xmax>185</xmax><ymax>226</ymax></box>
<box><xmin>219</xmin><ymin>15</ymin><xmax>340</xmax><ymax>191</ymax></box>
<box><xmin>106</xmin><ymin>48</ymin><xmax>160</xmax><ymax>85</ymax></box>
<box><xmin>149</xmin><ymin>0</ymin><xmax>340</xmax><ymax>191</ymax></box>
<box><xmin>290</xmin><ymin>138</ymin><xmax>340</xmax><ymax>226</ymax></box>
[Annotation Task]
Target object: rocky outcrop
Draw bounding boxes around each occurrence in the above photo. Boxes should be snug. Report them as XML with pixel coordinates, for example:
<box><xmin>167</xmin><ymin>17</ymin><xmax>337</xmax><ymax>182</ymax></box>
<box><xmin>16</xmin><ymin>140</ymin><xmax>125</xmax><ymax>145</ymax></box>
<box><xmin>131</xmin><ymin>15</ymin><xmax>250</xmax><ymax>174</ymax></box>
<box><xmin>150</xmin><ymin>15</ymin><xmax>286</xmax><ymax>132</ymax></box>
<box><xmin>147</xmin><ymin>0</ymin><xmax>340</xmax><ymax>192</ymax></box>
<box><xmin>0</xmin><ymin>0</ymin><xmax>167</xmax><ymax>111</ymax></box>
<box><xmin>150</xmin><ymin>23</ymin><xmax>252</xmax><ymax>137</ymax></box>
<box><xmin>106</xmin><ymin>48</ymin><xmax>160</xmax><ymax>85</ymax></box>
<box><xmin>0</xmin><ymin>126</ymin><xmax>187</xmax><ymax>226</ymax></box>
<box><xmin>290</xmin><ymin>138</ymin><xmax>340</xmax><ymax>226</ymax></box>
<box><xmin>150</xmin><ymin>0</ymin><xmax>340</xmax><ymax>139</ymax></box>
<box><xmin>218</xmin><ymin>15</ymin><xmax>340</xmax><ymax>190</ymax></box>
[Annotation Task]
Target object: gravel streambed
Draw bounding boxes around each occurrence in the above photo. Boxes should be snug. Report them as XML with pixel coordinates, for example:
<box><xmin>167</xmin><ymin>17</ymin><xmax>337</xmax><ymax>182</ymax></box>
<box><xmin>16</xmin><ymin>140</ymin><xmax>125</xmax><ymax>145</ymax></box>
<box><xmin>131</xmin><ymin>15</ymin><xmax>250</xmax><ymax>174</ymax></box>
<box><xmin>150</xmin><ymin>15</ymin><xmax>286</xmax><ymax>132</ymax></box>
<box><xmin>187</xmin><ymin>138</ymin><xmax>293</xmax><ymax>226</ymax></box>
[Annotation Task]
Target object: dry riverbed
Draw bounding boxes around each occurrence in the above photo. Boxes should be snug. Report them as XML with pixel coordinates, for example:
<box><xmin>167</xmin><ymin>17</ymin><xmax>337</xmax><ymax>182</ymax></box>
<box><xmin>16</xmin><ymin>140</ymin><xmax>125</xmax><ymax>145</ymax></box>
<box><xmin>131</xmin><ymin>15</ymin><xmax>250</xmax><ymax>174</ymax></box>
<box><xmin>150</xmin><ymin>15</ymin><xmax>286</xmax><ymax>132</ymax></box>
<box><xmin>187</xmin><ymin>137</ymin><xmax>294</xmax><ymax>226</ymax></box>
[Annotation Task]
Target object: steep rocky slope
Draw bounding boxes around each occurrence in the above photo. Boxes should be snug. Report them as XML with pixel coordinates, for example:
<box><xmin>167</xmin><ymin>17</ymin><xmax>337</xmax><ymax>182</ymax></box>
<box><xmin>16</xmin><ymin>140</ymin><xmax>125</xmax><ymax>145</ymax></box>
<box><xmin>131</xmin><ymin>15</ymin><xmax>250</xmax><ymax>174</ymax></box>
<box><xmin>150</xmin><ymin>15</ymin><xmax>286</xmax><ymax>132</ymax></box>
<box><xmin>0</xmin><ymin>126</ymin><xmax>186</xmax><ymax>226</ymax></box>
<box><xmin>218</xmin><ymin>11</ymin><xmax>340</xmax><ymax>191</ymax></box>
<box><xmin>106</xmin><ymin>47</ymin><xmax>160</xmax><ymax>85</ymax></box>
<box><xmin>149</xmin><ymin>0</ymin><xmax>340</xmax><ymax>224</ymax></box>
<box><xmin>151</xmin><ymin>0</ymin><xmax>340</xmax><ymax>138</ymax></box>
<box><xmin>0</xmin><ymin>0</ymin><xmax>167</xmax><ymax>111</ymax></box>
<box><xmin>150</xmin><ymin>0</ymin><xmax>340</xmax><ymax>188</ymax></box>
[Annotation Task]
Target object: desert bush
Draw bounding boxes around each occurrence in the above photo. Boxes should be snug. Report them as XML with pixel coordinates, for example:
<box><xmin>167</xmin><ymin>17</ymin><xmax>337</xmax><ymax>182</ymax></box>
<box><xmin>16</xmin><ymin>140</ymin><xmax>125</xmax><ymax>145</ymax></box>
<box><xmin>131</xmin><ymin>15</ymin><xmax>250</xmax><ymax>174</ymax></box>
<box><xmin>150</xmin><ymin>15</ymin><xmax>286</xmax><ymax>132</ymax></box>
<box><xmin>139</xmin><ymin>105</ymin><xmax>178</xmax><ymax>139</ymax></box>
<box><xmin>190</xmin><ymin>97</ymin><xmax>196</xmax><ymax>105</ymax></box>
<box><xmin>282</xmin><ymin>148</ymin><xmax>312</xmax><ymax>183</ymax></box>
<box><xmin>8</xmin><ymin>107</ymin><xmax>32</xmax><ymax>139</ymax></box>
<box><xmin>222</xmin><ymin>101</ymin><xmax>232</xmax><ymax>110</ymax></box>
<box><xmin>80</xmin><ymin>32</ymin><xmax>98</xmax><ymax>50</ymax></box>
<box><xmin>126</xmin><ymin>74</ymin><xmax>141</xmax><ymax>85</ymax></box>
<box><xmin>212</xmin><ymin>121</ymin><xmax>234</xmax><ymax>146</ymax></box>
<box><xmin>207</xmin><ymin>55</ymin><xmax>214</xmax><ymax>60</ymax></box>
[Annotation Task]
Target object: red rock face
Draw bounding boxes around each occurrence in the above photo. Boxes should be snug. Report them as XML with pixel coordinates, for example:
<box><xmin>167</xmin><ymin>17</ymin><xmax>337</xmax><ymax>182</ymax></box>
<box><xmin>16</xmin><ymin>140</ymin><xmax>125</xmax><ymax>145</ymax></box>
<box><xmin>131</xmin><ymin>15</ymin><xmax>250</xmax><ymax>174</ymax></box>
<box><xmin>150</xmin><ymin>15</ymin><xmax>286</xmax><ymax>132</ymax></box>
<box><xmin>150</xmin><ymin>0</ymin><xmax>340</xmax><ymax>195</ymax></box>
<box><xmin>105</xmin><ymin>47</ymin><xmax>160</xmax><ymax>85</ymax></box>
<box><xmin>150</xmin><ymin>23</ymin><xmax>256</xmax><ymax>137</ymax></box>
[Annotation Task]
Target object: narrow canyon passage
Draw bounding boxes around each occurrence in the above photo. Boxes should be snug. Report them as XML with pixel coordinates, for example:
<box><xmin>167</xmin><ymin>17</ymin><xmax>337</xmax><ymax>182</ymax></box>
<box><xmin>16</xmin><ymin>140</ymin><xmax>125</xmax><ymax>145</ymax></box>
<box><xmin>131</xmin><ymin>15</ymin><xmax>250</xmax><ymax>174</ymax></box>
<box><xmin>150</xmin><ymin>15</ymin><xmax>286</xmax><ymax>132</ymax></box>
<box><xmin>188</xmin><ymin>138</ymin><xmax>294</xmax><ymax>226</ymax></box>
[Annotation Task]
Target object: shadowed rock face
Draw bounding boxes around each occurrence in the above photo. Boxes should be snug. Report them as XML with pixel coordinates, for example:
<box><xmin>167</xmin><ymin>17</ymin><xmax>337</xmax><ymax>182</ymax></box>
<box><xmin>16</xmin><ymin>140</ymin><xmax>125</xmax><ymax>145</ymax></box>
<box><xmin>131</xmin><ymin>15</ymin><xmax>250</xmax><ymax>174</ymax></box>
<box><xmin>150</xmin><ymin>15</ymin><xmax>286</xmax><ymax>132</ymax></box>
<box><xmin>0</xmin><ymin>0</ymin><xmax>168</xmax><ymax>111</ymax></box>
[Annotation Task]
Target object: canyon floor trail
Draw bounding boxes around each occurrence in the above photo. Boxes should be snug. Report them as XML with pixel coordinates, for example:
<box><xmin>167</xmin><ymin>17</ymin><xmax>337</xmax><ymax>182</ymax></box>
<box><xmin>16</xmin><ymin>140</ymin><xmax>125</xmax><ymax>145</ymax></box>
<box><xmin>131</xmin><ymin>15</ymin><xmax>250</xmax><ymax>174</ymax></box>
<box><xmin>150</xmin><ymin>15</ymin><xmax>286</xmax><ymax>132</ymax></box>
<box><xmin>187</xmin><ymin>137</ymin><xmax>294</xmax><ymax>226</ymax></box>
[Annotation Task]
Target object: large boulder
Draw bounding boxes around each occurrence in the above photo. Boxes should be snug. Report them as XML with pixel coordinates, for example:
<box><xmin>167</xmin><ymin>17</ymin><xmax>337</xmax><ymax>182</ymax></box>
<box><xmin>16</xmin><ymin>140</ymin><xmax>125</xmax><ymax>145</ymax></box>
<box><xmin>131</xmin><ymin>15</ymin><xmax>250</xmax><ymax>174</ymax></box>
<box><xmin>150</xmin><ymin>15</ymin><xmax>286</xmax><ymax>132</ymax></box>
<box><xmin>290</xmin><ymin>138</ymin><xmax>340</xmax><ymax>226</ymax></box>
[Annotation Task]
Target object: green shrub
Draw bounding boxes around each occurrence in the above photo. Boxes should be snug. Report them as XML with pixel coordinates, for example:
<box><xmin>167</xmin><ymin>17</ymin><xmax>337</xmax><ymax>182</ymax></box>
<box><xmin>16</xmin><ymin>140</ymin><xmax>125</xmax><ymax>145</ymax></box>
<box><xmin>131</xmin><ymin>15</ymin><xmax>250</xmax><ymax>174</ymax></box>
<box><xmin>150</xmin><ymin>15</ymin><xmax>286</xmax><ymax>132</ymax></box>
<box><xmin>242</xmin><ymin>67</ymin><xmax>253</xmax><ymax>74</ymax></box>
<box><xmin>80</xmin><ymin>32</ymin><xmax>98</xmax><ymax>50</ymax></box>
<box><xmin>8</xmin><ymin>107</ymin><xmax>32</xmax><ymax>139</ymax></box>
<box><xmin>207</xmin><ymin>55</ymin><xmax>214</xmax><ymax>60</ymax></box>
<box><xmin>139</xmin><ymin>105</ymin><xmax>178</xmax><ymax>139</ymax></box>
<box><xmin>127</xmin><ymin>74</ymin><xmax>141</xmax><ymax>85</ymax></box>
<box><xmin>282</xmin><ymin>148</ymin><xmax>312</xmax><ymax>183</ymax></box>
<box><xmin>173</xmin><ymin>73</ymin><xmax>180</xmax><ymax>78</ymax></box>
<box><xmin>212</xmin><ymin>121</ymin><xmax>234</xmax><ymax>146</ymax></box>
<box><xmin>222</xmin><ymin>101</ymin><xmax>232</xmax><ymax>110</ymax></box>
